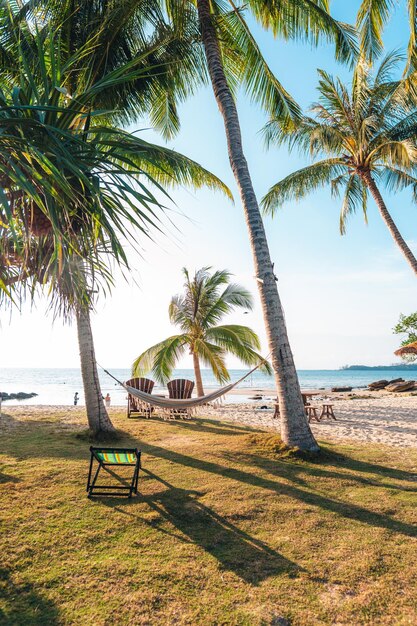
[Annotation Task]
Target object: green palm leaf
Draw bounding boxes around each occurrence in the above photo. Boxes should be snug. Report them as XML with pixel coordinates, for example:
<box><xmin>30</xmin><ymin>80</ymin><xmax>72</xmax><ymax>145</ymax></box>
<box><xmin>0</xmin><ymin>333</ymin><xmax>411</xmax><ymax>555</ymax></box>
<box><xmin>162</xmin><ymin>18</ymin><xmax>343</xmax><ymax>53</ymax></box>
<box><xmin>206</xmin><ymin>324</ymin><xmax>272</xmax><ymax>373</ymax></box>
<box><xmin>339</xmin><ymin>174</ymin><xmax>368</xmax><ymax>235</ymax></box>
<box><xmin>193</xmin><ymin>338</ymin><xmax>230</xmax><ymax>384</ymax></box>
<box><xmin>132</xmin><ymin>335</ymin><xmax>188</xmax><ymax>383</ymax></box>
<box><xmin>262</xmin><ymin>159</ymin><xmax>345</xmax><ymax>216</ymax></box>
<box><xmin>357</xmin><ymin>0</ymin><xmax>395</xmax><ymax>63</ymax></box>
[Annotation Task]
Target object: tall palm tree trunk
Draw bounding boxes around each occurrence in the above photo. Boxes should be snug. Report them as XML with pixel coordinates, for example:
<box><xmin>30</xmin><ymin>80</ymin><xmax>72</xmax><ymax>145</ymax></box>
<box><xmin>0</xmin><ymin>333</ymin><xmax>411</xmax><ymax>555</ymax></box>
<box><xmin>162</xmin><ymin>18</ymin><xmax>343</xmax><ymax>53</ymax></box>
<box><xmin>76</xmin><ymin>307</ymin><xmax>117</xmax><ymax>439</ymax></box>
<box><xmin>362</xmin><ymin>171</ymin><xmax>417</xmax><ymax>276</ymax></box>
<box><xmin>197</xmin><ymin>0</ymin><xmax>318</xmax><ymax>451</ymax></box>
<box><xmin>192</xmin><ymin>351</ymin><xmax>205</xmax><ymax>396</ymax></box>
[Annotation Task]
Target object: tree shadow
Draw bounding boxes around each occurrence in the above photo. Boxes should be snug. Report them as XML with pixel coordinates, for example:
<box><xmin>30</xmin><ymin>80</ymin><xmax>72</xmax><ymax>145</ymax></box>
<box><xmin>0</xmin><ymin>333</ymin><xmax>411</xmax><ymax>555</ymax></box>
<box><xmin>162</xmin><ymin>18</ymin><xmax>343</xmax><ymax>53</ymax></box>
<box><xmin>219</xmin><ymin>449</ymin><xmax>417</xmax><ymax>493</ymax></box>
<box><xmin>130</xmin><ymin>440</ymin><xmax>417</xmax><ymax>539</ymax></box>
<box><xmin>163</xmin><ymin>416</ymin><xmax>261</xmax><ymax>436</ymax></box>
<box><xmin>0</xmin><ymin>415</ymin><xmax>260</xmax><ymax>462</ymax></box>
<box><xmin>101</xmin><ymin>469</ymin><xmax>302</xmax><ymax>585</ymax></box>
<box><xmin>0</xmin><ymin>471</ymin><xmax>20</xmax><ymax>485</ymax></box>
<box><xmin>0</xmin><ymin>411</ymin><xmax>18</xmax><ymax>426</ymax></box>
<box><xmin>128</xmin><ymin>413</ymin><xmax>261</xmax><ymax>436</ymax></box>
<box><xmin>334</xmin><ymin>454</ymin><xmax>417</xmax><ymax>482</ymax></box>
<box><xmin>2</xmin><ymin>414</ymin><xmax>416</xmax><ymax>539</ymax></box>
<box><xmin>0</xmin><ymin>567</ymin><xmax>59</xmax><ymax>625</ymax></box>
<box><xmin>316</xmin><ymin>415</ymin><xmax>417</xmax><ymax>440</ymax></box>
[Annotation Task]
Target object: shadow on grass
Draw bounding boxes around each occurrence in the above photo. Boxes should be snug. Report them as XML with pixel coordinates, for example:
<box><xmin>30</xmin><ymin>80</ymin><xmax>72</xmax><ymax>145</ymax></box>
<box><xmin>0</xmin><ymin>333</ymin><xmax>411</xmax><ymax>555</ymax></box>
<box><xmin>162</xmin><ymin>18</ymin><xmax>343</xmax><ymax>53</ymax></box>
<box><xmin>0</xmin><ymin>416</ymin><xmax>257</xmax><ymax>462</ymax></box>
<box><xmin>130</xmin><ymin>439</ymin><xmax>417</xmax><ymax>539</ymax></box>
<box><xmin>0</xmin><ymin>471</ymin><xmax>20</xmax><ymax>485</ymax></box>
<box><xmin>2</xmin><ymin>416</ymin><xmax>417</xmax><ymax>539</ymax></box>
<box><xmin>0</xmin><ymin>412</ymin><xmax>18</xmax><ymax>426</ymax></box>
<box><xmin>103</xmin><ymin>469</ymin><xmax>301</xmax><ymax>585</ymax></box>
<box><xmin>220</xmin><ymin>448</ymin><xmax>417</xmax><ymax>493</ymax></box>
<box><xmin>127</xmin><ymin>415</ymin><xmax>260</xmax><ymax>437</ymax></box>
<box><xmin>0</xmin><ymin>567</ymin><xmax>59</xmax><ymax>625</ymax></box>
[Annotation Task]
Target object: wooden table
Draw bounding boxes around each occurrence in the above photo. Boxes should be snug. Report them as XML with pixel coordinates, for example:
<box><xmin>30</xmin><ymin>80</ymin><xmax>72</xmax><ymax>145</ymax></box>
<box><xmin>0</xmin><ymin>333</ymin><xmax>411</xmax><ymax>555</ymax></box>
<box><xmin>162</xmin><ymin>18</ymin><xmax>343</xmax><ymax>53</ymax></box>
<box><xmin>301</xmin><ymin>390</ymin><xmax>323</xmax><ymax>405</ymax></box>
<box><xmin>274</xmin><ymin>390</ymin><xmax>322</xmax><ymax>418</ymax></box>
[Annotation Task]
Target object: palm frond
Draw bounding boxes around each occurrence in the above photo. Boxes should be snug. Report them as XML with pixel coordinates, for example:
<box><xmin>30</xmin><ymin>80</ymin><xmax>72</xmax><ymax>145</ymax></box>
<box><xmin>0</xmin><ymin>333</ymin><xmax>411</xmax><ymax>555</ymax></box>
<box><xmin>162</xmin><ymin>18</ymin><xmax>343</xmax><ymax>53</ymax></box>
<box><xmin>387</xmin><ymin>110</ymin><xmax>417</xmax><ymax>142</ymax></box>
<box><xmin>374</xmin><ymin>49</ymin><xmax>406</xmax><ymax>86</ymax></box>
<box><xmin>406</xmin><ymin>0</ymin><xmax>417</xmax><ymax>73</ymax></box>
<box><xmin>244</xmin><ymin>0</ymin><xmax>357</xmax><ymax>64</ymax></box>
<box><xmin>132</xmin><ymin>335</ymin><xmax>188</xmax><ymax>383</ymax></box>
<box><xmin>206</xmin><ymin>324</ymin><xmax>272</xmax><ymax>374</ymax></box>
<box><xmin>357</xmin><ymin>0</ymin><xmax>396</xmax><ymax>63</ymax></box>
<box><xmin>371</xmin><ymin>139</ymin><xmax>417</xmax><ymax>169</ymax></box>
<box><xmin>262</xmin><ymin>159</ymin><xmax>345</xmax><ymax>216</ymax></box>
<box><xmin>216</xmin><ymin>2</ymin><xmax>301</xmax><ymax>124</ymax></box>
<box><xmin>193</xmin><ymin>338</ymin><xmax>230</xmax><ymax>384</ymax></box>
<box><xmin>0</xmin><ymin>21</ymin><xmax>232</xmax><ymax>315</ymax></box>
<box><xmin>339</xmin><ymin>174</ymin><xmax>368</xmax><ymax>235</ymax></box>
<box><xmin>382</xmin><ymin>166</ymin><xmax>417</xmax><ymax>200</ymax></box>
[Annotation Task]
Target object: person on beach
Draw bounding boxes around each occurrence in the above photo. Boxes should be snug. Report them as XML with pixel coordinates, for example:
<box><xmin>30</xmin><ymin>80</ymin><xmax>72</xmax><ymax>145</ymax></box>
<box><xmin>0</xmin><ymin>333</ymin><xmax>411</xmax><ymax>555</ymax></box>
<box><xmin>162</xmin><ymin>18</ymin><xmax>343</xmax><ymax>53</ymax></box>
<box><xmin>74</xmin><ymin>392</ymin><xmax>79</xmax><ymax>406</ymax></box>
<box><xmin>104</xmin><ymin>393</ymin><xmax>111</xmax><ymax>407</ymax></box>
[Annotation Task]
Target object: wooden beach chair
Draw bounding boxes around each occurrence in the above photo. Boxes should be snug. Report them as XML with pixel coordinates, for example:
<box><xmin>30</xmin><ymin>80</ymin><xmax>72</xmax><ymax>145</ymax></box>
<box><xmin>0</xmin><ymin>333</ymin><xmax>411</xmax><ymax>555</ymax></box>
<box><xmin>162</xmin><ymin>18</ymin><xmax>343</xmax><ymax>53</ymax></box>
<box><xmin>167</xmin><ymin>379</ymin><xmax>195</xmax><ymax>419</ymax></box>
<box><xmin>87</xmin><ymin>447</ymin><xmax>141</xmax><ymax>498</ymax></box>
<box><xmin>126</xmin><ymin>377</ymin><xmax>155</xmax><ymax>419</ymax></box>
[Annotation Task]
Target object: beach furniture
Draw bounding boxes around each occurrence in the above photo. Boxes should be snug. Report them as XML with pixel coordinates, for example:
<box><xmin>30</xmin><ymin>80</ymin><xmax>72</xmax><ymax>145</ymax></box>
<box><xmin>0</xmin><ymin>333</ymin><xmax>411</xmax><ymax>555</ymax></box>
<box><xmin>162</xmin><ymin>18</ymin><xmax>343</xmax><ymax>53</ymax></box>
<box><xmin>126</xmin><ymin>377</ymin><xmax>155</xmax><ymax>419</ymax></box>
<box><xmin>320</xmin><ymin>404</ymin><xmax>336</xmax><ymax>420</ymax></box>
<box><xmin>301</xmin><ymin>390</ymin><xmax>323</xmax><ymax>405</ymax></box>
<box><xmin>87</xmin><ymin>447</ymin><xmax>141</xmax><ymax>498</ymax></box>
<box><xmin>305</xmin><ymin>406</ymin><xmax>320</xmax><ymax>423</ymax></box>
<box><xmin>274</xmin><ymin>391</ymin><xmax>321</xmax><ymax>419</ymax></box>
<box><xmin>274</xmin><ymin>391</ymin><xmax>318</xmax><ymax>419</ymax></box>
<box><xmin>166</xmin><ymin>379</ymin><xmax>194</xmax><ymax>419</ymax></box>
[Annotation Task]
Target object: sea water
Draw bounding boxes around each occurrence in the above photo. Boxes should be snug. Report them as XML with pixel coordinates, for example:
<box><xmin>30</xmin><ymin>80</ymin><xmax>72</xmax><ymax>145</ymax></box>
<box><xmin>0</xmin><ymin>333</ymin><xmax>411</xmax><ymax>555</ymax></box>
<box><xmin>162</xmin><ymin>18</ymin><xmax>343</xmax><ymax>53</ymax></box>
<box><xmin>0</xmin><ymin>367</ymin><xmax>415</xmax><ymax>406</ymax></box>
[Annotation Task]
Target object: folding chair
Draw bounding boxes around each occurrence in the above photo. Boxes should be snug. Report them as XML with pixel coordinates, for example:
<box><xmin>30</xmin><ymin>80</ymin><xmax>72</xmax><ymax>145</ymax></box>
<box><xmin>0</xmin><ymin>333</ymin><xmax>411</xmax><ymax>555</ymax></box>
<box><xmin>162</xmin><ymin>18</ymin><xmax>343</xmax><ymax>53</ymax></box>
<box><xmin>87</xmin><ymin>447</ymin><xmax>141</xmax><ymax>498</ymax></box>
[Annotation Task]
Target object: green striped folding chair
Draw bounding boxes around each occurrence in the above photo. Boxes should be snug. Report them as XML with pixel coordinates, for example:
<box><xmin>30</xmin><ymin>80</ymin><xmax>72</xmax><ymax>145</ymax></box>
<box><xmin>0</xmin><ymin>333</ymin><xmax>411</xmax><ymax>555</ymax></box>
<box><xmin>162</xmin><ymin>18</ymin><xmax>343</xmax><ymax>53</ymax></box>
<box><xmin>87</xmin><ymin>447</ymin><xmax>141</xmax><ymax>498</ymax></box>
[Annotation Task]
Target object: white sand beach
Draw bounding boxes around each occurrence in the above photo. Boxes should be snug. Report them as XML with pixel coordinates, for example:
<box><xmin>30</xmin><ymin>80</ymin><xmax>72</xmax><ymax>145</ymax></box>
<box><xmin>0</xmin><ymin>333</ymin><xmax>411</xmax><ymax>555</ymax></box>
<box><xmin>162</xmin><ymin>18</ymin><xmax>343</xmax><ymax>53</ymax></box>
<box><xmin>203</xmin><ymin>393</ymin><xmax>417</xmax><ymax>448</ymax></box>
<box><xmin>2</xmin><ymin>391</ymin><xmax>417</xmax><ymax>448</ymax></box>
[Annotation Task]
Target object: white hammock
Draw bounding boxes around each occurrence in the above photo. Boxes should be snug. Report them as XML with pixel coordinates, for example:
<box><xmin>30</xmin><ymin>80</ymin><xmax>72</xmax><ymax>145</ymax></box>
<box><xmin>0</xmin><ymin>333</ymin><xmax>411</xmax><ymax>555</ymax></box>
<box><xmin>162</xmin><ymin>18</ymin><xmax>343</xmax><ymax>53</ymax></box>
<box><xmin>102</xmin><ymin>359</ymin><xmax>268</xmax><ymax>410</ymax></box>
<box><xmin>124</xmin><ymin>381</ymin><xmax>236</xmax><ymax>409</ymax></box>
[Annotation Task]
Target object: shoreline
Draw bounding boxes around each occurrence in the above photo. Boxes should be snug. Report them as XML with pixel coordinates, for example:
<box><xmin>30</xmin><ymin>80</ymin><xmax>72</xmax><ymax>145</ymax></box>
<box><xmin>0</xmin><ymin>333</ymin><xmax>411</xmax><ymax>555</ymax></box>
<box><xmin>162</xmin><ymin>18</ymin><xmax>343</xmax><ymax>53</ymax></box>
<box><xmin>2</xmin><ymin>384</ymin><xmax>417</xmax><ymax>406</ymax></box>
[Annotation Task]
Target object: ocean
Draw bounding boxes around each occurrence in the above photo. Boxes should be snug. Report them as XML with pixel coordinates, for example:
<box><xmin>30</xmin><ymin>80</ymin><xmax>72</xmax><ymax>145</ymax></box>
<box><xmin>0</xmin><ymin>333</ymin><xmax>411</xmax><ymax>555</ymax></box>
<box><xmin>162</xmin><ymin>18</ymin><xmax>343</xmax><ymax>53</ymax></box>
<box><xmin>0</xmin><ymin>367</ymin><xmax>415</xmax><ymax>406</ymax></box>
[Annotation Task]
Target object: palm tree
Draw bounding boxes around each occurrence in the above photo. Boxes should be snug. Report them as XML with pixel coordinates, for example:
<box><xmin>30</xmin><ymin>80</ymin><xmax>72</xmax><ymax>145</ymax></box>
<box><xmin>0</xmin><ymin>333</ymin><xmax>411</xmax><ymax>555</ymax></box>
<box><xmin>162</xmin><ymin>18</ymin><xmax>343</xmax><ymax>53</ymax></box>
<box><xmin>192</xmin><ymin>0</ymin><xmax>356</xmax><ymax>451</ymax></box>
<box><xmin>262</xmin><ymin>53</ymin><xmax>417</xmax><ymax>276</ymax></box>
<box><xmin>132</xmin><ymin>267</ymin><xmax>271</xmax><ymax>395</ymax></box>
<box><xmin>28</xmin><ymin>0</ymin><xmax>358</xmax><ymax>451</ymax></box>
<box><xmin>0</xmin><ymin>25</ymin><xmax>230</xmax><ymax>438</ymax></box>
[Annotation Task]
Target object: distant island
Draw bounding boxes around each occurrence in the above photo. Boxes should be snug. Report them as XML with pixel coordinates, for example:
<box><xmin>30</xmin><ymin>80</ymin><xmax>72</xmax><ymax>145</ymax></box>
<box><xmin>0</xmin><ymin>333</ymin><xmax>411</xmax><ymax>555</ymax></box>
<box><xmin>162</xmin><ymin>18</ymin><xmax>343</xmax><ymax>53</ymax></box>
<box><xmin>341</xmin><ymin>364</ymin><xmax>417</xmax><ymax>371</ymax></box>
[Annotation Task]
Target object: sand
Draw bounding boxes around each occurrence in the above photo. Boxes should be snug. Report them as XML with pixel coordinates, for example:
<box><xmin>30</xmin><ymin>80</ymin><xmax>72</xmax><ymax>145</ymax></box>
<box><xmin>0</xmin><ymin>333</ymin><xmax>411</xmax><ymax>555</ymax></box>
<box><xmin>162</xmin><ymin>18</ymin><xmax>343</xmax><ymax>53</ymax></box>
<box><xmin>203</xmin><ymin>392</ymin><xmax>417</xmax><ymax>448</ymax></box>
<box><xmin>1</xmin><ymin>391</ymin><xmax>417</xmax><ymax>448</ymax></box>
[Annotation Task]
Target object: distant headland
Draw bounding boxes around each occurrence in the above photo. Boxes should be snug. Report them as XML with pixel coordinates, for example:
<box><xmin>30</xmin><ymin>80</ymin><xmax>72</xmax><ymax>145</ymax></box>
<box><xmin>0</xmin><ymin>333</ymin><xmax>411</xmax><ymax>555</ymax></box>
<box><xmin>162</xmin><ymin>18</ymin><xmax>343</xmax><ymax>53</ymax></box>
<box><xmin>340</xmin><ymin>364</ymin><xmax>417</xmax><ymax>371</ymax></box>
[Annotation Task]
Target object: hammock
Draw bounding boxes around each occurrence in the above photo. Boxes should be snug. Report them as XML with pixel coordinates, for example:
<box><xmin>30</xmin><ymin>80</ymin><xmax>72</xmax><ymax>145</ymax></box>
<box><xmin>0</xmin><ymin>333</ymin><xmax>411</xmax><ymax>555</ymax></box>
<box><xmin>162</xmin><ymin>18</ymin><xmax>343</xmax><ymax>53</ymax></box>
<box><xmin>102</xmin><ymin>359</ymin><xmax>268</xmax><ymax>410</ymax></box>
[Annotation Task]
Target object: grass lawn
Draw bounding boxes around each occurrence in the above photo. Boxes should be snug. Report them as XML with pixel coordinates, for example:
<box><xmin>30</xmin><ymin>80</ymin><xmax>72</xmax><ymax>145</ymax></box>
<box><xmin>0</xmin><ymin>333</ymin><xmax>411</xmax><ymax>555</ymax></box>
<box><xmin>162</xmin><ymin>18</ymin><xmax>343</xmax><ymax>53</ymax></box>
<box><xmin>1</xmin><ymin>407</ymin><xmax>416</xmax><ymax>625</ymax></box>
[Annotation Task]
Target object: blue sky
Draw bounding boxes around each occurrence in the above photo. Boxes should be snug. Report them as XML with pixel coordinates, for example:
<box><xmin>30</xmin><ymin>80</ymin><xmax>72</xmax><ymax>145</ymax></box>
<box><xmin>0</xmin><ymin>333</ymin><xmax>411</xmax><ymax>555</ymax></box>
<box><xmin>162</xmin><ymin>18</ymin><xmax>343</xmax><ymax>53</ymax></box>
<box><xmin>1</xmin><ymin>0</ymin><xmax>416</xmax><ymax>370</ymax></box>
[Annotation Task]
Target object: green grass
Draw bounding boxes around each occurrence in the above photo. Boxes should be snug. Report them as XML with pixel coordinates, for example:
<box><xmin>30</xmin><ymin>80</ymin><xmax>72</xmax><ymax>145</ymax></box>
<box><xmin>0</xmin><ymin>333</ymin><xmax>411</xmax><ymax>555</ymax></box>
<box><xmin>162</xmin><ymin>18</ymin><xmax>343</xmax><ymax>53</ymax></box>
<box><xmin>1</xmin><ymin>407</ymin><xmax>417</xmax><ymax>625</ymax></box>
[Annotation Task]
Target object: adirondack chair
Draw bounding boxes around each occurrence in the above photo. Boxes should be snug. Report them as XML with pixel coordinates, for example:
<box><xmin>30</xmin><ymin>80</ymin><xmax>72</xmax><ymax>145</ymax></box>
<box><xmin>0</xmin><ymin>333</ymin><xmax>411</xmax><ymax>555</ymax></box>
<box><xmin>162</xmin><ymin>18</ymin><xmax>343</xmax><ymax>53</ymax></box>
<box><xmin>126</xmin><ymin>377</ymin><xmax>155</xmax><ymax>419</ymax></box>
<box><xmin>166</xmin><ymin>379</ymin><xmax>195</xmax><ymax>419</ymax></box>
